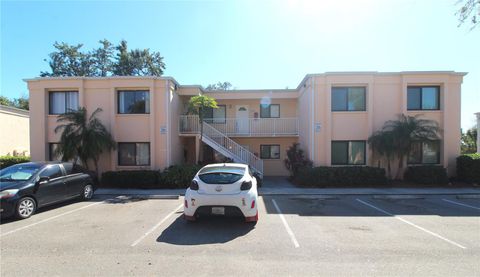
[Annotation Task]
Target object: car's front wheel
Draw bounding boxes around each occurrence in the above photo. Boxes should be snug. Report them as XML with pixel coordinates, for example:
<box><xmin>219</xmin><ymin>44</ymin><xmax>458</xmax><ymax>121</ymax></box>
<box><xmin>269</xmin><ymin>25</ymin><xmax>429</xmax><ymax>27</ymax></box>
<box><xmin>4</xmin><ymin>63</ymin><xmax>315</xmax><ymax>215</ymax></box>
<box><xmin>81</xmin><ymin>184</ymin><xmax>94</xmax><ymax>200</ymax></box>
<box><xmin>15</xmin><ymin>197</ymin><xmax>36</xmax><ymax>219</ymax></box>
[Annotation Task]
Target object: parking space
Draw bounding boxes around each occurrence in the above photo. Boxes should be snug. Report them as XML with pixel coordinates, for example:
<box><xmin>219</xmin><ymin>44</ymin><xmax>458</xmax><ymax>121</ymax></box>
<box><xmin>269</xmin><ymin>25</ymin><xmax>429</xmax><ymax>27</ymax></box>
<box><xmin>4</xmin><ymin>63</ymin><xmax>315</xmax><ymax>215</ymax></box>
<box><xmin>1</xmin><ymin>194</ymin><xmax>479</xmax><ymax>276</ymax></box>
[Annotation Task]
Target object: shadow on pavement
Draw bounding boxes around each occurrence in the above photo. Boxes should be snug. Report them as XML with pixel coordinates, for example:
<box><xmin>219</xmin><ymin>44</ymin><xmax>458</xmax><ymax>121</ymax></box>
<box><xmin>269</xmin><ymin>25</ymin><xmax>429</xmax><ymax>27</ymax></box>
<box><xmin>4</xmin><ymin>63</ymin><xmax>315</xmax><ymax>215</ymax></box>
<box><xmin>157</xmin><ymin>215</ymin><xmax>255</xmax><ymax>245</ymax></box>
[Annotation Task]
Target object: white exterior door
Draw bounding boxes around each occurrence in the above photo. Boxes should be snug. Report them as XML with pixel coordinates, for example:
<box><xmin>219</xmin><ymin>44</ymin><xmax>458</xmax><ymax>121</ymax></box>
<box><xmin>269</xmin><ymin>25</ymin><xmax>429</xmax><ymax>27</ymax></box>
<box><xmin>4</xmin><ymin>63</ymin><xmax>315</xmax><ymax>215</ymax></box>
<box><xmin>235</xmin><ymin>105</ymin><xmax>249</xmax><ymax>134</ymax></box>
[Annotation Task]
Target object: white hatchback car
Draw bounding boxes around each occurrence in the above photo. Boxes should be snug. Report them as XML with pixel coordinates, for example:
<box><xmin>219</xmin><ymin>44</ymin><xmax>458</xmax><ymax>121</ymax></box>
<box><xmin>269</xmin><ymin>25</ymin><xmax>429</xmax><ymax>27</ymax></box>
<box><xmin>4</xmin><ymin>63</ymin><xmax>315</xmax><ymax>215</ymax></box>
<box><xmin>184</xmin><ymin>163</ymin><xmax>259</xmax><ymax>223</ymax></box>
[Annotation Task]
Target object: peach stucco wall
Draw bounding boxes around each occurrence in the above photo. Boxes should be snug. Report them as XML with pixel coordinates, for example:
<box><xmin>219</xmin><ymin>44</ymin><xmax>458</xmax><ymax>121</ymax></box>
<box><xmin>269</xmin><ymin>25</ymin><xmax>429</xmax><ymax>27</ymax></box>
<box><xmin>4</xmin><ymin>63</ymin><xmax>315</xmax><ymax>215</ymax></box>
<box><xmin>298</xmin><ymin>72</ymin><xmax>464</xmax><ymax>176</ymax></box>
<box><xmin>26</xmin><ymin>72</ymin><xmax>464</xmax><ymax>177</ymax></box>
<box><xmin>231</xmin><ymin>137</ymin><xmax>298</xmax><ymax>176</ymax></box>
<box><xmin>0</xmin><ymin>106</ymin><xmax>30</xmax><ymax>156</ymax></box>
<box><xmin>27</xmin><ymin>77</ymin><xmax>173</xmax><ymax>174</ymax></box>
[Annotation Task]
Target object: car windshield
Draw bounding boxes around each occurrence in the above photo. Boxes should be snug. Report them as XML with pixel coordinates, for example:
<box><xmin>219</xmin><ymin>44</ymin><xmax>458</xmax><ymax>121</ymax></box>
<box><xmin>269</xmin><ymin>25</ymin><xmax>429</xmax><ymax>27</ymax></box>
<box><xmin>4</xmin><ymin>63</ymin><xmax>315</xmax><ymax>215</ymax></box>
<box><xmin>198</xmin><ymin>166</ymin><xmax>245</xmax><ymax>184</ymax></box>
<box><xmin>0</xmin><ymin>164</ymin><xmax>42</xmax><ymax>181</ymax></box>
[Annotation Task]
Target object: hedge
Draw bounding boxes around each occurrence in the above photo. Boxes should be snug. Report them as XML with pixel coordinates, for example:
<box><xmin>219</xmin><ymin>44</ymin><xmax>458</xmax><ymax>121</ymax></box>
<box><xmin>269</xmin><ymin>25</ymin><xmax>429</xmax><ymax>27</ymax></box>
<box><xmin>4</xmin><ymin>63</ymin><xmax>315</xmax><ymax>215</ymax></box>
<box><xmin>457</xmin><ymin>154</ymin><xmax>480</xmax><ymax>184</ymax></box>
<box><xmin>100</xmin><ymin>165</ymin><xmax>202</xmax><ymax>189</ymax></box>
<box><xmin>0</xmin><ymin>156</ymin><xmax>30</xmax><ymax>169</ymax></box>
<box><xmin>294</xmin><ymin>166</ymin><xmax>387</xmax><ymax>187</ymax></box>
<box><xmin>101</xmin><ymin>170</ymin><xmax>161</xmax><ymax>189</ymax></box>
<box><xmin>159</xmin><ymin>164</ymin><xmax>202</xmax><ymax>189</ymax></box>
<box><xmin>403</xmin><ymin>166</ymin><xmax>448</xmax><ymax>185</ymax></box>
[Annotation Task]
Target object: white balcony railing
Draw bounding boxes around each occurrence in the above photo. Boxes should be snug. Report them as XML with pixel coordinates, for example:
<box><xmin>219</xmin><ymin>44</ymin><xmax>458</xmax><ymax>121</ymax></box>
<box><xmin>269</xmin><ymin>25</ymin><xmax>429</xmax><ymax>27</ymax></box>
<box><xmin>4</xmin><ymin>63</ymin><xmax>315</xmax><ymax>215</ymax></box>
<box><xmin>179</xmin><ymin>115</ymin><xmax>299</xmax><ymax>136</ymax></box>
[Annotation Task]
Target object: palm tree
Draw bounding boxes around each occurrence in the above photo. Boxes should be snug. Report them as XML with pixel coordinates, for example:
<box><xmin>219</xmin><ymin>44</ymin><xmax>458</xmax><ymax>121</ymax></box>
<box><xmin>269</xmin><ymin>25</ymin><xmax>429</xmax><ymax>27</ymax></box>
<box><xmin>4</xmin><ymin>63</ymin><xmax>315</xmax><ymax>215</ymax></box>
<box><xmin>54</xmin><ymin>107</ymin><xmax>116</xmax><ymax>175</ymax></box>
<box><xmin>187</xmin><ymin>95</ymin><xmax>218</xmax><ymax>141</ymax></box>
<box><xmin>383</xmin><ymin>114</ymin><xmax>440</xmax><ymax>179</ymax></box>
<box><xmin>368</xmin><ymin>130</ymin><xmax>395</xmax><ymax>179</ymax></box>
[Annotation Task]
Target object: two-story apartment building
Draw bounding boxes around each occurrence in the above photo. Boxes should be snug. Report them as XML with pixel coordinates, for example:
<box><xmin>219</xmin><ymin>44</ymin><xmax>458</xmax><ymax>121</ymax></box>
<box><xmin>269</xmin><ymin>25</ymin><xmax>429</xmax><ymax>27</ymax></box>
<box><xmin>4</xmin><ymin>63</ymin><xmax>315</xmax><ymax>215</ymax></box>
<box><xmin>25</xmin><ymin>71</ymin><xmax>465</xmax><ymax>177</ymax></box>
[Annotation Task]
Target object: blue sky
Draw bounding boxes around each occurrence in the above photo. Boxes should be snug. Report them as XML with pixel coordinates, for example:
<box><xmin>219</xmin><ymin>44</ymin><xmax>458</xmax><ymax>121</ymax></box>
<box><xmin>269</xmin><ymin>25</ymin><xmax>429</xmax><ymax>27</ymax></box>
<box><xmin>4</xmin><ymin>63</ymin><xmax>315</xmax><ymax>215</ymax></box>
<box><xmin>1</xmin><ymin>0</ymin><xmax>478</xmax><ymax>129</ymax></box>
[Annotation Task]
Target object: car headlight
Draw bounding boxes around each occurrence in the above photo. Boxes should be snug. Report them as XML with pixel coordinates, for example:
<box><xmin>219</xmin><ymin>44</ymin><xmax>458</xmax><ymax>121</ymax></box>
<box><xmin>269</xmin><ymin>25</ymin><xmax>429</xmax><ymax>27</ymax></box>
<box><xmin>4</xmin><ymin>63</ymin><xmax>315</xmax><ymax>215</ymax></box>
<box><xmin>0</xmin><ymin>189</ymin><xmax>19</xmax><ymax>199</ymax></box>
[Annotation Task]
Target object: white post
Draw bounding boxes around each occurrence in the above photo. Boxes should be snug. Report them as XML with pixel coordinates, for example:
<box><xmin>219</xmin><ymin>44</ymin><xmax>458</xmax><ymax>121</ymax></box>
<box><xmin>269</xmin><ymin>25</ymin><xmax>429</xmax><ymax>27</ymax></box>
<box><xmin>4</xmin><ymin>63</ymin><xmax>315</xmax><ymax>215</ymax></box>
<box><xmin>476</xmin><ymin>112</ymin><xmax>480</xmax><ymax>154</ymax></box>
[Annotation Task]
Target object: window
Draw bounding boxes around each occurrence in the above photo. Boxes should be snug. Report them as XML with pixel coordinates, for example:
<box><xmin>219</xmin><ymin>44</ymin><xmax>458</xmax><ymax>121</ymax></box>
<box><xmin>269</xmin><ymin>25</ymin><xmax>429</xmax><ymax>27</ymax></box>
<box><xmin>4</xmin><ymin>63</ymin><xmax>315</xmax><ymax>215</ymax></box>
<box><xmin>118</xmin><ymin>90</ymin><xmax>150</xmax><ymax>114</ymax></box>
<box><xmin>49</xmin><ymin>143</ymin><xmax>61</xmax><ymax>161</ymax></box>
<box><xmin>407</xmin><ymin>86</ymin><xmax>440</xmax><ymax>110</ymax></box>
<box><xmin>260</xmin><ymin>145</ymin><xmax>280</xmax><ymax>159</ymax></box>
<box><xmin>118</xmin><ymin>143</ymin><xmax>150</xmax><ymax>166</ymax></box>
<box><xmin>260</xmin><ymin>104</ymin><xmax>280</xmax><ymax>118</ymax></box>
<box><xmin>332</xmin><ymin>87</ymin><xmax>366</xmax><ymax>111</ymax></box>
<box><xmin>408</xmin><ymin>141</ymin><xmax>440</xmax><ymax>164</ymax></box>
<box><xmin>40</xmin><ymin>165</ymin><xmax>63</xmax><ymax>179</ymax></box>
<box><xmin>49</xmin><ymin>91</ymin><xmax>79</xmax><ymax>114</ymax></box>
<box><xmin>331</xmin><ymin>141</ymin><xmax>366</xmax><ymax>165</ymax></box>
<box><xmin>204</xmin><ymin>105</ymin><xmax>226</xmax><ymax>123</ymax></box>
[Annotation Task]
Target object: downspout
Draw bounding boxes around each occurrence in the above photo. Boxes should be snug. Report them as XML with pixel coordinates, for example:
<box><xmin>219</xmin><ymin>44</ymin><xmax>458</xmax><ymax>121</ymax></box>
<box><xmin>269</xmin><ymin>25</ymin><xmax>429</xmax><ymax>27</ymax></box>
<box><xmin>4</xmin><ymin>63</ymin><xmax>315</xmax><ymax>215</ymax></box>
<box><xmin>311</xmin><ymin>78</ymin><xmax>315</xmax><ymax>162</ymax></box>
<box><xmin>166</xmin><ymin>80</ymin><xmax>170</xmax><ymax>167</ymax></box>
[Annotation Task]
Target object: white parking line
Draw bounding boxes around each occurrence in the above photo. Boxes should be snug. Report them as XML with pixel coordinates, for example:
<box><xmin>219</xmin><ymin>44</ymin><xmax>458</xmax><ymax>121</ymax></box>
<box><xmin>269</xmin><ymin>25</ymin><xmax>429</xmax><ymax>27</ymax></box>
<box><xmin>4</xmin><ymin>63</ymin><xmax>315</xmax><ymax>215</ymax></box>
<box><xmin>356</xmin><ymin>199</ymin><xmax>467</xmax><ymax>249</ymax></box>
<box><xmin>272</xmin><ymin>199</ymin><xmax>300</xmax><ymax>248</ymax></box>
<box><xmin>442</xmin><ymin>199</ymin><xmax>480</xmax><ymax>210</ymax></box>
<box><xmin>1</xmin><ymin>201</ymin><xmax>107</xmax><ymax>237</ymax></box>
<box><xmin>131</xmin><ymin>203</ymin><xmax>183</xmax><ymax>247</ymax></box>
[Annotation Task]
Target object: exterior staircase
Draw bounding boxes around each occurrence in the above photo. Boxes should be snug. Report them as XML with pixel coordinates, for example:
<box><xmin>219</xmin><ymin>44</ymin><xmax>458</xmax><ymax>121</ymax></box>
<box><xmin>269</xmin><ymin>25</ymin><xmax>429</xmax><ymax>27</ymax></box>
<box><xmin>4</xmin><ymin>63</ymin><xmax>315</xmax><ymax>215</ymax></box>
<box><xmin>201</xmin><ymin>121</ymin><xmax>264</xmax><ymax>178</ymax></box>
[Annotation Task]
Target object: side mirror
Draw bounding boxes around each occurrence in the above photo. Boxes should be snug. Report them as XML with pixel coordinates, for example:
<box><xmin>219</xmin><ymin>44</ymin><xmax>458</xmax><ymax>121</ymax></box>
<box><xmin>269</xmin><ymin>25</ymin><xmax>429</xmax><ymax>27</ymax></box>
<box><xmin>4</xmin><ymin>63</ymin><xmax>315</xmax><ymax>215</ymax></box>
<box><xmin>38</xmin><ymin>176</ymin><xmax>50</xmax><ymax>185</ymax></box>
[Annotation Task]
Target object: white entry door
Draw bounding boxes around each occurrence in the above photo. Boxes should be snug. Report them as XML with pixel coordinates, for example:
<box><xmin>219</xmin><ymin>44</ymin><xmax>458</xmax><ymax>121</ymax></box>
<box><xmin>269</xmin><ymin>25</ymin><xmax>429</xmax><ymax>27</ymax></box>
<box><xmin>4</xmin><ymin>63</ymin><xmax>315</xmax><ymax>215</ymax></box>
<box><xmin>235</xmin><ymin>105</ymin><xmax>249</xmax><ymax>134</ymax></box>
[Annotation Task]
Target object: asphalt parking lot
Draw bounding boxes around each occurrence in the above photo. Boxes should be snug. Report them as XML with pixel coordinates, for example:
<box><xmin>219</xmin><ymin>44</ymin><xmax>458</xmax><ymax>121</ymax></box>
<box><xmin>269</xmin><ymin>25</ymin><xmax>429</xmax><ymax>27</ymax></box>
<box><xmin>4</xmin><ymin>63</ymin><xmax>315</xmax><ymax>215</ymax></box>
<box><xmin>1</xmin><ymin>194</ymin><xmax>479</xmax><ymax>276</ymax></box>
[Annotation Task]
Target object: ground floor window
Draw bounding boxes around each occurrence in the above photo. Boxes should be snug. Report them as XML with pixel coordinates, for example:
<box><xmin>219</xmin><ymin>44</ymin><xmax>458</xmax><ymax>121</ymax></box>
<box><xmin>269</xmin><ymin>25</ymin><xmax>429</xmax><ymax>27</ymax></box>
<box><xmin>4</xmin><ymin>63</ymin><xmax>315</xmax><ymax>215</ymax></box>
<box><xmin>118</xmin><ymin>142</ymin><xmax>150</xmax><ymax>166</ymax></box>
<box><xmin>331</xmin><ymin>141</ymin><xmax>366</xmax><ymax>165</ymax></box>
<box><xmin>260</xmin><ymin>145</ymin><xmax>280</xmax><ymax>159</ymax></box>
<box><xmin>49</xmin><ymin>143</ymin><xmax>61</xmax><ymax>161</ymax></box>
<box><xmin>408</xmin><ymin>140</ymin><xmax>440</xmax><ymax>164</ymax></box>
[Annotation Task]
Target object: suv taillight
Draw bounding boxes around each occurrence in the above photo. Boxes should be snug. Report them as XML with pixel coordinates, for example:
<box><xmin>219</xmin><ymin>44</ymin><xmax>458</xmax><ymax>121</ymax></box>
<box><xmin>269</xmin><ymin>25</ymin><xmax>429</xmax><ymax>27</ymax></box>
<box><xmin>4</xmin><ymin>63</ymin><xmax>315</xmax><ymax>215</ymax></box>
<box><xmin>240</xmin><ymin>180</ymin><xmax>252</xmax><ymax>191</ymax></box>
<box><xmin>190</xmin><ymin>180</ymin><xmax>199</xmax><ymax>190</ymax></box>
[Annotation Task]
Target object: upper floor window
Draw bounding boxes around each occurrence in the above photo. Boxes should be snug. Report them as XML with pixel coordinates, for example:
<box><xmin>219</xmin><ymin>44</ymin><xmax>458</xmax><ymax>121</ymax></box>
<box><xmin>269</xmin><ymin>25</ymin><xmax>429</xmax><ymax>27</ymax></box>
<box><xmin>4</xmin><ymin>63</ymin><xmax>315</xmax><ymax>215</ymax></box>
<box><xmin>407</xmin><ymin>86</ymin><xmax>440</xmax><ymax>110</ymax></box>
<box><xmin>204</xmin><ymin>105</ymin><xmax>226</xmax><ymax>123</ymax></box>
<box><xmin>331</xmin><ymin>140</ymin><xmax>366</xmax><ymax>165</ymax></box>
<box><xmin>332</xmin><ymin>87</ymin><xmax>366</xmax><ymax>111</ymax></box>
<box><xmin>118</xmin><ymin>90</ymin><xmax>150</xmax><ymax>114</ymax></box>
<box><xmin>49</xmin><ymin>91</ymin><xmax>79</xmax><ymax>115</ymax></box>
<box><xmin>260</xmin><ymin>104</ymin><xmax>280</xmax><ymax>118</ymax></box>
<box><xmin>408</xmin><ymin>140</ymin><xmax>440</xmax><ymax>164</ymax></box>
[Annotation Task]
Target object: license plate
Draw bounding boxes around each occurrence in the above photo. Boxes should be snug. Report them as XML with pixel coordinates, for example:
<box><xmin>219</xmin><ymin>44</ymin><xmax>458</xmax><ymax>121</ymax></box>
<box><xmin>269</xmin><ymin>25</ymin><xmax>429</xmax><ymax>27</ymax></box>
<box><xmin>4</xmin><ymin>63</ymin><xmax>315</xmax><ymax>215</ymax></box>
<box><xmin>211</xmin><ymin>207</ymin><xmax>225</xmax><ymax>215</ymax></box>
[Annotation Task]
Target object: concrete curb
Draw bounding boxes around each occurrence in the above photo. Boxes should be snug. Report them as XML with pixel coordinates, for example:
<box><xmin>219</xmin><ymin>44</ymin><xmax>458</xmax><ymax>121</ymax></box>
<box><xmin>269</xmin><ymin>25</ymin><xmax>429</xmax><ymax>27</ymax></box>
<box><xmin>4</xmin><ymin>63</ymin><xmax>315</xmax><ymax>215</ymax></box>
<box><xmin>456</xmin><ymin>194</ymin><xmax>480</xmax><ymax>199</ymax></box>
<box><xmin>372</xmin><ymin>195</ymin><xmax>425</xmax><ymax>200</ymax></box>
<box><xmin>95</xmin><ymin>188</ymin><xmax>480</xmax><ymax>197</ymax></box>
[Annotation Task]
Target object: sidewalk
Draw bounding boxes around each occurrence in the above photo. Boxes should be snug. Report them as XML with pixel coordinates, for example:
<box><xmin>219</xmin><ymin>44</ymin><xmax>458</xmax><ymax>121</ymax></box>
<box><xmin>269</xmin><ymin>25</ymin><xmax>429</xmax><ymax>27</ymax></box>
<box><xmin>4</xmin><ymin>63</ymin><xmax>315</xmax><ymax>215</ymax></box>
<box><xmin>95</xmin><ymin>187</ymin><xmax>480</xmax><ymax>197</ymax></box>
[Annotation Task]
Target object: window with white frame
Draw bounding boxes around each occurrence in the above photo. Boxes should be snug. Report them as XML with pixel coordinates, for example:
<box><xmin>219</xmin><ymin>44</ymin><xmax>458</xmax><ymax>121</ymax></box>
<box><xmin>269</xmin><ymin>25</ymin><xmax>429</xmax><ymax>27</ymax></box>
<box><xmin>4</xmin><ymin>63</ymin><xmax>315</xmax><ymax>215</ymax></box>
<box><xmin>118</xmin><ymin>90</ymin><xmax>150</xmax><ymax>114</ymax></box>
<box><xmin>49</xmin><ymin>91</ymin><xmax>79</xmax><ymax>114</ymax></box>
<box><xmin>260</xmin><ymin>104</ymin><xmax>280</xmax><ymax>118</ymax></box>
<box><xmin>260</xmin><ymin>145</ymin><xmax>280</xmax><ymax>159</ymax></box>
<box><xmin>204</xmin><ymin>105</ymin><xmax>226</xmax><ymax>123</ymax></box>
<box><xmin>331</xmin><ymin>87</ymin><xmax>366</xmax><ymax>111</ymax></box>
<box><xmin>118</xmin><ymin>142</ymin><xmax>150</xmax><ymax>166</ymax></box>
<box><xmin>408</xmin><ymin>140</ymin><xmax>440</xmax><ymax>164</ymax></box>
<box><xmin>331</xmin><ymin>141</ymin><xmax>366</xmax><ymax>165</ymax></box>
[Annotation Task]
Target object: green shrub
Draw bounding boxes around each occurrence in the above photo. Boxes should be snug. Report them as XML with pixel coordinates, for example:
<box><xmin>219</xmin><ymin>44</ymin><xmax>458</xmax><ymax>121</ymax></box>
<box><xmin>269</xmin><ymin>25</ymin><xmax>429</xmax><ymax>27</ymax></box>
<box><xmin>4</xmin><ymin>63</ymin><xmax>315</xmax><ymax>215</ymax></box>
<box><xmin>159</xmin><ymin>164</ymin><xmax>202</xmax><ymax>189</ymax></box>
<box><xmin>294</xmin><ymin>166</ymin><xmax>387</xmax><ymax>187</ymax></box>
<box><xmin>457</xmin><ymin>154</ymin><xmax>480</xmax><ymax>184</ymax></box>
<box><xmin>403</xmin><ymin>166</ymin><xmax>448</xmax><ymax>185</ymax></box>
<box><xmin>100</xmin><ymin>165</ymin><xmax>202</xmax><ymax>189</ymax></box>
<box><xmin>0</xmin><ymin>156</ymin><xmax>30</xmax><ymax>169</ymax></box>
<box><xmin>101</xmin><ymin>170</ymin><xmax>161</xmax><ymax>189</ymax></box>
